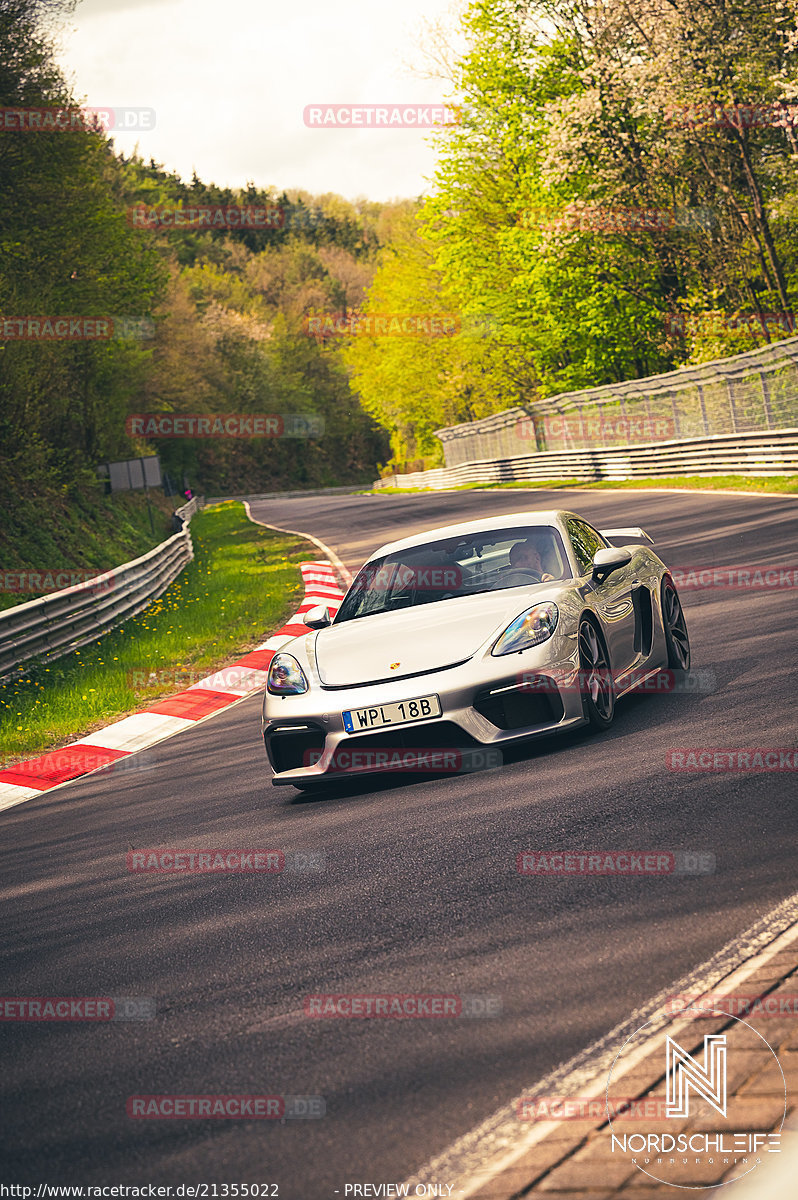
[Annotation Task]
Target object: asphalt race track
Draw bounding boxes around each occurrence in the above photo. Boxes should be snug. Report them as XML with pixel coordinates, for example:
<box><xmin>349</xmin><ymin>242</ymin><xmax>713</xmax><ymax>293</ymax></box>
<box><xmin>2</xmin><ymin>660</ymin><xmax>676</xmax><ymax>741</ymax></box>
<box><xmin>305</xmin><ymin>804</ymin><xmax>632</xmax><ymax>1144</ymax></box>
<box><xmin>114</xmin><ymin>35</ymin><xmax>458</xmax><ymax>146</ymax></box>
<box><xmin>1</xmin><ymin>487</ymin><xmax>796</xmax><ymax>1195</ymax></box>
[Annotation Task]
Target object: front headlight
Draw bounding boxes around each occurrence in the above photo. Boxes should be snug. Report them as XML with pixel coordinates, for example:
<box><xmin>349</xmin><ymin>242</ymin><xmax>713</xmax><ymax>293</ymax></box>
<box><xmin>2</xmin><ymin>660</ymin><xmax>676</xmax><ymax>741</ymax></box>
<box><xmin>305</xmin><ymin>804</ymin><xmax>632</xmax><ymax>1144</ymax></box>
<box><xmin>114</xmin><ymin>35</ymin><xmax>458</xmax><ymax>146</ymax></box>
<box><xmin>267</xmin><ymin>652</ymin><xmax>309</xmax><ymax>695</ymax></box>
<box><xmin>492</xmin><ymin>603</ymin><xmax>559</xmax><ymax>656</ymax></box>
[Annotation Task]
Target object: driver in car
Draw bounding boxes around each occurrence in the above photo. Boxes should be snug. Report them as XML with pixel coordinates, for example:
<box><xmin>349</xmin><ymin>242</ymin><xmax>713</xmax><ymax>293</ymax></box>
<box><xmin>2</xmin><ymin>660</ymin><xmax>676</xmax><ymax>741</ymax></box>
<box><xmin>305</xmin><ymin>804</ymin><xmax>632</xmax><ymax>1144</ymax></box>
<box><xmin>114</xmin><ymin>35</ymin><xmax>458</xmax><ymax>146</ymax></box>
<box><xmin>508</xmin><ymin>538</ymin><xmax>555</xmax><ymax>582</ymax></box>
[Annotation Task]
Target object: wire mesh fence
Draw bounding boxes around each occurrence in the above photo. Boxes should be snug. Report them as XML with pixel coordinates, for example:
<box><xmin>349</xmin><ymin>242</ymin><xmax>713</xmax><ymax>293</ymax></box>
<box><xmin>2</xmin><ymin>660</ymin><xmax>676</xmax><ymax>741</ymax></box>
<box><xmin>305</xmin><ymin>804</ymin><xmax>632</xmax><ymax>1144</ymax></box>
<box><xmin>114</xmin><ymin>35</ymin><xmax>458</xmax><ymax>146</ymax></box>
<box><xmin>436</xmin><ymin>336</ymin><xmax>798</xmax><ymax>466</ymax></box>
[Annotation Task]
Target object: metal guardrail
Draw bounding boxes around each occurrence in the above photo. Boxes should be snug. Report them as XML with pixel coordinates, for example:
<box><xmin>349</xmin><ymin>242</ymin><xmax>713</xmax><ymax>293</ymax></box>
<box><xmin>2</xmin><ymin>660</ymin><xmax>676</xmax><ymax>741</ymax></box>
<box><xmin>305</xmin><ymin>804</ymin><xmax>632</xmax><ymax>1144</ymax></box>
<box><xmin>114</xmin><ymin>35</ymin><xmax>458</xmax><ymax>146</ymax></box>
<box><xmin>173</xmin><ymin>495</ymin><xmax>202</xmax><ymax>524</ymax></box>
<box><xmin>373</xmin><ymin>429</ymin><xmax>798</xmax><ymax>490</ymax></box>
<box><xmin>436</xmin><ymin>336</ymin><xmax>798</xmax><ymax>462</ymax></box>
<box><xmin>0</xmin><ymin>498</ymin><xmax>204</xmax><ymax>680</ymax></box>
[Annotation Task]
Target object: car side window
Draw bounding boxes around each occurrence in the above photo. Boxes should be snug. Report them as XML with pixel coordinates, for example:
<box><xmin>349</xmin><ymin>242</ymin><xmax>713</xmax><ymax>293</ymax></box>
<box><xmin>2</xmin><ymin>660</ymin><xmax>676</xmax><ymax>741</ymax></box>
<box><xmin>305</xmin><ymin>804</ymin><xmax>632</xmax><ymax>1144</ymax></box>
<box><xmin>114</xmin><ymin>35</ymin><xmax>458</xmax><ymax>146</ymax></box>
<box><xmin>567</xmin><ymin>519</ymin><xmax>606</xmax><ymax>575</ymax></box>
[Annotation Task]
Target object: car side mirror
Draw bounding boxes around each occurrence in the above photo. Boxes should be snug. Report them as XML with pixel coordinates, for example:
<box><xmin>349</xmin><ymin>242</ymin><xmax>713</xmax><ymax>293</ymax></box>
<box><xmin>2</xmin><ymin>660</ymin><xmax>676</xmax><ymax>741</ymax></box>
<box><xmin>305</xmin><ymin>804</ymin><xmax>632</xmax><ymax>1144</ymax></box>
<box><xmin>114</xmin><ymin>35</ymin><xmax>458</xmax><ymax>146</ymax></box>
<box><xmin>304</xmin><ymin>604</ymin><xmax>332</xmax><ymax>630</ymax></box>
<box><xmin>591</xmin><ymin>546</ymin><xmax>632</xmax><ymax>583</ymax></box>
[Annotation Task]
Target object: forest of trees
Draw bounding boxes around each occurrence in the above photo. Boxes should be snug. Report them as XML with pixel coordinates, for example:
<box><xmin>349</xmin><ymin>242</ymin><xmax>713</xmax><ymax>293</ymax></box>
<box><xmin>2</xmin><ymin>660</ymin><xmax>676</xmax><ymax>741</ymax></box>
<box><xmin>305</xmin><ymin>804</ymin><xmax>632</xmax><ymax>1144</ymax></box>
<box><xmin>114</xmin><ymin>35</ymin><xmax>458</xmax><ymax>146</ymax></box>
<box><xmin>3</xmin><ymin>0</ymin><xmax>798</xmax><ymax>490</ymax></box>
<box><xmin>0</xmin><ymin>0</ymin><xmax>394</xmax><ymax>502</ymax></box>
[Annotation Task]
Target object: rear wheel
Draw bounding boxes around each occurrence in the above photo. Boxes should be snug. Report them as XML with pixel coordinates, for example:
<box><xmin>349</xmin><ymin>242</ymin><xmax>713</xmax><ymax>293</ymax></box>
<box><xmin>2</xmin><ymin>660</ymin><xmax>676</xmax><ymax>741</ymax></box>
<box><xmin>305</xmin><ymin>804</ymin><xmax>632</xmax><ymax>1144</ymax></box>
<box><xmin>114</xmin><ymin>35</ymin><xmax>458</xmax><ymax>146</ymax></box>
<box><xmin>578</xmin><ymin>618</ymin><xmax>615</xmax><ymax>730</ymax></box>
<box><xmin>661</xmin><ymin>578</ymin><xmax>690</xmax><ymax>670</ymax></box>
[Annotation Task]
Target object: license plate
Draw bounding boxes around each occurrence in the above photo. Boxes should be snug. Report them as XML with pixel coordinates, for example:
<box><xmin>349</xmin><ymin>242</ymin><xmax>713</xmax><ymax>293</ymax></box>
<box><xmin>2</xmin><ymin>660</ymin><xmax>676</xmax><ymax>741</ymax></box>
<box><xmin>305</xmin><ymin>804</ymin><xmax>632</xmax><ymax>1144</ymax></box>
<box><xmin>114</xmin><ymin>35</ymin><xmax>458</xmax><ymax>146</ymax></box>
<box><xmin>343</xmin><ymin>694</ymin><xmax>441</xmax><ymax>733</ymax></box>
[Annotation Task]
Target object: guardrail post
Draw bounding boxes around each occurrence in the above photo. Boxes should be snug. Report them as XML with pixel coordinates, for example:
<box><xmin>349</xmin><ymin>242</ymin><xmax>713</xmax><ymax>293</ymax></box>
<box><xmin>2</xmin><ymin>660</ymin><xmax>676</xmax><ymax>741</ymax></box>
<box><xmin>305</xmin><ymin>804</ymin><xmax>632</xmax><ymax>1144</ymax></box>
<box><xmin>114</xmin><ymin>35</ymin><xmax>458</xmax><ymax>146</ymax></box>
<box><xmin>669</xmin><ymin>389</ymin><xmax>682</xmax><ymax>438</ymax></box>
<box><xmin>695</xmin><ymin>383</ymin><xmax>710</xmax><ymax>435</ymax></box>
<box><xmin>726</xmin><ymin>377</ymin><xmax>739</xmax><ymax>433</ymax></box>
<box><xmin>759</xmin><ymin>368</ymin><xmax>775</xmax><ymax>430</ymax></box>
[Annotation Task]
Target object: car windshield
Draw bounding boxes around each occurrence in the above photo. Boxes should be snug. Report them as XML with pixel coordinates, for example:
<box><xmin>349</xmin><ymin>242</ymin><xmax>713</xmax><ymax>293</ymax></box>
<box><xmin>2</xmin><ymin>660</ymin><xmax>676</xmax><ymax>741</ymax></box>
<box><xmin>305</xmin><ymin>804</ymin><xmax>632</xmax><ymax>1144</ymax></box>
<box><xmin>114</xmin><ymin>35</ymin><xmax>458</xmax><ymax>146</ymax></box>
<box><xmin>334</xmin><ymin>525</ymin><xmax>572</xmax><ymax>623</ymax></box>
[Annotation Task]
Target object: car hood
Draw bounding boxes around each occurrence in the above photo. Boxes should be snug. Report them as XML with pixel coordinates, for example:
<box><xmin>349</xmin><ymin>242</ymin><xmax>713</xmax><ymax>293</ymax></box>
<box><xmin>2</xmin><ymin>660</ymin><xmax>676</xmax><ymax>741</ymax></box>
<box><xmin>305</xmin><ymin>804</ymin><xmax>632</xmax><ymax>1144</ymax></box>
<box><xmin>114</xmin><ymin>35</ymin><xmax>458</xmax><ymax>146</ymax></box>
<box><xmin>314</xmin><ymin>589</ymin><xmax>549</xmax><ymax>687</ymax></box>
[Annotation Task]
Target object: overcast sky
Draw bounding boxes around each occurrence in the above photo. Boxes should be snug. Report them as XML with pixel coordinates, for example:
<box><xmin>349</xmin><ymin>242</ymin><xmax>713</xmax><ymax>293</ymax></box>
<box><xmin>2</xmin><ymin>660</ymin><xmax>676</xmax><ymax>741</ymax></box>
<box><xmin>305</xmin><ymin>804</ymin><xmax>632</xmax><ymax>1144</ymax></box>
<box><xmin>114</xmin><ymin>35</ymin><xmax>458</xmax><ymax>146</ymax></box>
<box><xmin>54</xmin><ymin>0</ymin><xmax>466</xmax><ymax>203</ymax></box>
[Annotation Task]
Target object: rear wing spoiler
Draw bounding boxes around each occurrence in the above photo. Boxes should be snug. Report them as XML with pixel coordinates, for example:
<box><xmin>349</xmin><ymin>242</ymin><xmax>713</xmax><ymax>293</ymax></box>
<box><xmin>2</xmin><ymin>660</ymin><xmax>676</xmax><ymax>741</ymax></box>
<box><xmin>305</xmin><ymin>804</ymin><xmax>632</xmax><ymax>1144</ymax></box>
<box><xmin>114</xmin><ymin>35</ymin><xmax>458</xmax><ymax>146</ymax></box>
<box><xmin>599</xmin><ymin>527</ymin><xmax>653</xmax><ymax>545</ymax></box>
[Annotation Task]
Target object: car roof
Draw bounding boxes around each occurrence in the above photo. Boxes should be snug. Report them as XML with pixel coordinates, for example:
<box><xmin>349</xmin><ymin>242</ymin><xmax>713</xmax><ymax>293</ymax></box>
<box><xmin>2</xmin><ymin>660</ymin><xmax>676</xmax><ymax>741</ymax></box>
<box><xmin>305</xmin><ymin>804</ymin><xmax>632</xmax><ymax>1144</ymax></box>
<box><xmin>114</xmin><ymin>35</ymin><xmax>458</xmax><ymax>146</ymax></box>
<box><xmin>369</xmin><ymin>509</ymin><xmax>579</xmax><ymax>559</ymax></box>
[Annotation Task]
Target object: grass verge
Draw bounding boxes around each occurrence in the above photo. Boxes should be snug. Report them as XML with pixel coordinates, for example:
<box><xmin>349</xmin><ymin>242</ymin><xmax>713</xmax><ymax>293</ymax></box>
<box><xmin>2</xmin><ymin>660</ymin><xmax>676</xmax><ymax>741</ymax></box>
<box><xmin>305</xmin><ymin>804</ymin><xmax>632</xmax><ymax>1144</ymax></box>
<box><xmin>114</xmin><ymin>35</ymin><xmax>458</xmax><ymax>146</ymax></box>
<box><xmin>0</xmin><ymin>480</ymin><xmax>178</xmax><ymax>612</ymax></box>
<box><xmin>368</xmin><ymin>474</ymin><xmax>798</xmax><ymax>495</ymax></box>
<box><xmin>1</xmin><ymin>502</ymin><xmax>315</xmax><ymax>765</ymax></box>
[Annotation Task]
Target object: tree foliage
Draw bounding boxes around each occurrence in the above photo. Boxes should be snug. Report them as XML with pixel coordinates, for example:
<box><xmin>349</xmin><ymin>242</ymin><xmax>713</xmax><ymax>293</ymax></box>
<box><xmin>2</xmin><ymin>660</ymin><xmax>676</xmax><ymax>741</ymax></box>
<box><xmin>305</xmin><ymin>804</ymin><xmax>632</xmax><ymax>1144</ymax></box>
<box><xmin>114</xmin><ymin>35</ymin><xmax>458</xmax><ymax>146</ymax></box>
<box><xmin>347</xmin><ymin>0</ymin><xmax>798</xmax><ymax>466</ymax></box>
<box><xmin>0</xmin><ymin>0</ymin><xmax>391</xmax><ymax>502</ymax></box>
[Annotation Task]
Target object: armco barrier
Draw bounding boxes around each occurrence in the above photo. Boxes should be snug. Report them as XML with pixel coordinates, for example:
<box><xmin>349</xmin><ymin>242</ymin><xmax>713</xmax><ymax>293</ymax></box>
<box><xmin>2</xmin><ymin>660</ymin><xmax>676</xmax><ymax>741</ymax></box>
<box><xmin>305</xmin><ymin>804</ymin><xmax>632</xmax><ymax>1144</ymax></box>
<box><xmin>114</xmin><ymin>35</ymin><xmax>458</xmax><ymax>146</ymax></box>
<box><xmin>0</xmin><ymin>559</ymin><xmax>345</xmax><ymax>812</ymax></box>
<box><xmin>0</xmin><ymin>498</ymin><xmax>203</xmax><ymax>680</ymax></box>
<box><xmin>373</xmin><ymin>429</ymin><xmax>798</xmax><ymax>490</ymax></box>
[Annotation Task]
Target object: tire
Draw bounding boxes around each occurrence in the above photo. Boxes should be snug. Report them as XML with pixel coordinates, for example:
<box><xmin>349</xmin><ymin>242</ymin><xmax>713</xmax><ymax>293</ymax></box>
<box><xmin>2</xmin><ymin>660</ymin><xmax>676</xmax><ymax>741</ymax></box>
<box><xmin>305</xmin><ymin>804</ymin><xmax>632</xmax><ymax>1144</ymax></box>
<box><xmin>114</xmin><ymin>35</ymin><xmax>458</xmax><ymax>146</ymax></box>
<box><xmin>578</xmin><ymin>617</ymin><xmax>615</xmax><ymax>730</ymax></box>
<box><xmin>661</xmin><ymin>577</ymin><xmax>690</xmax><ymax>671</ymax></box>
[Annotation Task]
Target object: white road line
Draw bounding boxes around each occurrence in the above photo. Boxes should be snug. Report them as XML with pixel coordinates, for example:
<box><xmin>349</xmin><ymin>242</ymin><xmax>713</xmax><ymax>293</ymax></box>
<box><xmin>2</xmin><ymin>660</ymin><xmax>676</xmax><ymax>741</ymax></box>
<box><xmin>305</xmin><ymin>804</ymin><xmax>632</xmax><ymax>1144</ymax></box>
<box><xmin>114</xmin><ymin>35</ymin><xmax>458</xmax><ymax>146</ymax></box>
<box><xmin>242</xmin><ymin>501</ymin><xmax>354</xmax><ymax>586</ymax></box>
<box><xmin>403</xmin><ymin>891</ymin><xmax>798</xmax><ymax>1197</ymax></box>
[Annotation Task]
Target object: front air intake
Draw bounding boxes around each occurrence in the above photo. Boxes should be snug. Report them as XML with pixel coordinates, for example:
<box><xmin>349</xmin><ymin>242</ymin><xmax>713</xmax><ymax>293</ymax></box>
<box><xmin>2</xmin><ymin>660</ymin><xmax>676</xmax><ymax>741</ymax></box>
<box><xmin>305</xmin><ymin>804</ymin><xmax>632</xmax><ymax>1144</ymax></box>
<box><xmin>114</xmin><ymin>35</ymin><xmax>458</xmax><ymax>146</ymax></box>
<box><xmin>473</xmin><ymin>678</ymin><xmax>564</xmax><ymax>730</ymax></box>
<box><xmin>266</xmin><ymin>724</ymin><xmax>326</xmax><ymax>773</ymax></box>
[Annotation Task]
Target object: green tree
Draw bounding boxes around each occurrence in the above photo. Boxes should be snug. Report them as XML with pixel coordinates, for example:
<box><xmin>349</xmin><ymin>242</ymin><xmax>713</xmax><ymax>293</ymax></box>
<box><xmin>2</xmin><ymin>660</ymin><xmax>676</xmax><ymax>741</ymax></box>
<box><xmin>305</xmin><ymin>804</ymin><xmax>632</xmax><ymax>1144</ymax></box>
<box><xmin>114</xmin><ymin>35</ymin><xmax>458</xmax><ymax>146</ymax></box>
<box><xmin>0</xmin><ymin>0</ymin><xmax>167</xmax><ymax>491</ymax></box>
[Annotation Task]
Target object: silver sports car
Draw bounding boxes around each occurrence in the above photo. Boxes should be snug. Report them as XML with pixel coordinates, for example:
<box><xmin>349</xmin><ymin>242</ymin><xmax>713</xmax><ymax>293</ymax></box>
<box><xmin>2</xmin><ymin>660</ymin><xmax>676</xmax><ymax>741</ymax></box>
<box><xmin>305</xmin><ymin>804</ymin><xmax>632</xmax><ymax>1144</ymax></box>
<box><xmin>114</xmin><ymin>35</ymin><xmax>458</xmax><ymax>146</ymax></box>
<box><xmin>261</xmin><ymin>509</ymin><xmax>690</xmax><ymax>788</ymax></box>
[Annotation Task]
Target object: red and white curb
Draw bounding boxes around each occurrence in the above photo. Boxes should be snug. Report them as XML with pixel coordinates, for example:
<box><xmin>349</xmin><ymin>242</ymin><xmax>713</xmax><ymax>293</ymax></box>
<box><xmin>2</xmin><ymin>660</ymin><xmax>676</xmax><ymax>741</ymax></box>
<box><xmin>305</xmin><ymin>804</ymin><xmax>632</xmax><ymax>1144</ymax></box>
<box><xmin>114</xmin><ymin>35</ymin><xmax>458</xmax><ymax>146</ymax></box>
<box><xmin>0</xmin><ymin>560</ymin><xmax>345</xmax><ymax>814</ymax></box>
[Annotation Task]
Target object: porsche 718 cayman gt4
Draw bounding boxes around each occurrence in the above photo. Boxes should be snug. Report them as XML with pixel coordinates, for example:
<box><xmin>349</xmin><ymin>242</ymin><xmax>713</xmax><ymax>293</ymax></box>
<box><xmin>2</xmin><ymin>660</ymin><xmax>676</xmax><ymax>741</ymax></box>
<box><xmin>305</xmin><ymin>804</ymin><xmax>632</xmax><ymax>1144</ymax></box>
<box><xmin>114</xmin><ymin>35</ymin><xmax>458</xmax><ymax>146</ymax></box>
<box><xmin>261</xmin><ymin>510</ymin><xmax>690</xmax><ymax>788</ymax></box>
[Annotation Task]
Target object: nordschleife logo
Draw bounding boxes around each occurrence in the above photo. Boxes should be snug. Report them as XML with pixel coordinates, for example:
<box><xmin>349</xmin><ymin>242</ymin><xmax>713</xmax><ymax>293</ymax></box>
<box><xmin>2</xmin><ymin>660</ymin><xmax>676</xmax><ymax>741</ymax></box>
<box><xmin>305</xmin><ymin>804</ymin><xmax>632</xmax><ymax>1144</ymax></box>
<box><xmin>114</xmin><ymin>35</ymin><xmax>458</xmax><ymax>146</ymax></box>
<box><xmin>607</xmin><ymin>1006</ymin><xmax>785</xmax><ymax>1188</ymax></box>
<box><xmin>666</xmin><ymin>1034</ymin><xmax>727</xmax><ymax>1119</ymax></box>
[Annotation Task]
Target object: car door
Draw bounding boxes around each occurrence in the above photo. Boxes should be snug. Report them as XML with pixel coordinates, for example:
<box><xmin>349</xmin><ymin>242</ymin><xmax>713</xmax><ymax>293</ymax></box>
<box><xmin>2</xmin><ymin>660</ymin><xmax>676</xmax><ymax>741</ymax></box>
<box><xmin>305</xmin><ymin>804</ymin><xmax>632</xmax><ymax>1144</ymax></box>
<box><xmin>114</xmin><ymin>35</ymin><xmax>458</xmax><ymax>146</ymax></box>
<box><xmin>566</xmin><ymin>518</ymin><xmax>638</xmax><ymax>675</ymax></box>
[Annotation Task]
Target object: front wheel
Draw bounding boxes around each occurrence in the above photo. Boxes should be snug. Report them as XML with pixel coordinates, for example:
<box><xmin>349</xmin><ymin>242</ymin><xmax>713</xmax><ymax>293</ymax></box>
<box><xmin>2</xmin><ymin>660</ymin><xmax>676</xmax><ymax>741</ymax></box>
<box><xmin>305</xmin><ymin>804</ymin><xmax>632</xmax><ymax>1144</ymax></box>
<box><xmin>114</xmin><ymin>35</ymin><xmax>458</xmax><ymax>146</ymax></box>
<box><xmin>661</xmin><ymin>578</ymin><xmax>690</xmax><ymax>670</ymax></box>
<box><xmin>578</xmin><ymin>618</ymin><xmax>615</xmax><ymax>730</ymax></box>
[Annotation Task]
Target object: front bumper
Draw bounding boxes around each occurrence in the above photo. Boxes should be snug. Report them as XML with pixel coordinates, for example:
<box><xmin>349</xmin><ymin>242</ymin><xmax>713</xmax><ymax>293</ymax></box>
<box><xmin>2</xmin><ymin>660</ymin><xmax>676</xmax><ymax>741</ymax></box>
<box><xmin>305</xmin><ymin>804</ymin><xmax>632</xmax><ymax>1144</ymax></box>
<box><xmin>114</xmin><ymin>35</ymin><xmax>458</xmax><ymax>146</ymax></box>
<box><xmin>262</xmin><ymin>638</ymin><xmax>587</xmax><ymax>786</ymax></box>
